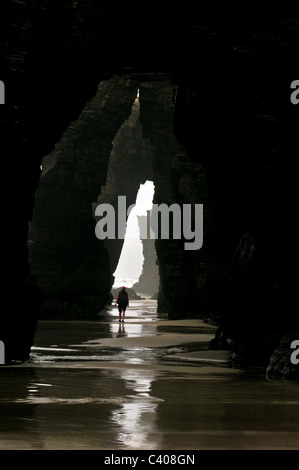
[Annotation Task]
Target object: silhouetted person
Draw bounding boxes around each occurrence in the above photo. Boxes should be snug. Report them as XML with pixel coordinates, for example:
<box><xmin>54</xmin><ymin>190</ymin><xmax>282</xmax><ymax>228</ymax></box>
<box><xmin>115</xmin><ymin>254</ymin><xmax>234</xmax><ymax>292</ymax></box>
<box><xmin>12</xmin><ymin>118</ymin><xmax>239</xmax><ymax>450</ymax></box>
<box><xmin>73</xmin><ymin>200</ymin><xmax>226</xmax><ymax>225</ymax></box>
<box><xmin>116</xmin><ymin>286</ymin><xmax>129</xmax><ymax>322</ymax></box>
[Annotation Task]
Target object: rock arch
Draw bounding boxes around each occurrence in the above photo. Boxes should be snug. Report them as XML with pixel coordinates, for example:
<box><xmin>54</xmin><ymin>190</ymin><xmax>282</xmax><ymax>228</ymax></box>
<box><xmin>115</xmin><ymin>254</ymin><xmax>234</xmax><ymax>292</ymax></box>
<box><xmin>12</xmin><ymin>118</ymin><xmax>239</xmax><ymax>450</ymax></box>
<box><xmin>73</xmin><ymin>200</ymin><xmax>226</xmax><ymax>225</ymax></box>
<box><xmin>27</xmin><ymin>73</ymin><xmax>213</xmax><ymax>320</ymax></box>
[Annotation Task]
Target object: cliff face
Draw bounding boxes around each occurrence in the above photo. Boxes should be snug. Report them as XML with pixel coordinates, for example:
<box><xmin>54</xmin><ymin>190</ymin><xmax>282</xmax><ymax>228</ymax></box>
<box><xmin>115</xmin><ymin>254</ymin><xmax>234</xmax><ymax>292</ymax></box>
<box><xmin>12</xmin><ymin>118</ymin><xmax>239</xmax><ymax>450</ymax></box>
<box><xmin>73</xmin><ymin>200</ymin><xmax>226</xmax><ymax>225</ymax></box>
<box><xmin>2</xmin><ymin>0</ymin><xmax>299</xmax><ymax>374</ymax></box>
<box><xmin>28</xmin><ymin>78</ymin><xmax>138</xmax><ymax>318</ymax></box>
<box><xmin>138</xmin><ymin>78</ymin><xmax>227</xmax><ymax>318</ymax></box>
<box><xmin>133</xmin><ymin>215</ymin><xmax>159</xmax><ymax>296</ymax></box>
<box><xmin>169</xmin><ymin>3</ymin><xmax>299</xmax><ymax>368</ymax></box>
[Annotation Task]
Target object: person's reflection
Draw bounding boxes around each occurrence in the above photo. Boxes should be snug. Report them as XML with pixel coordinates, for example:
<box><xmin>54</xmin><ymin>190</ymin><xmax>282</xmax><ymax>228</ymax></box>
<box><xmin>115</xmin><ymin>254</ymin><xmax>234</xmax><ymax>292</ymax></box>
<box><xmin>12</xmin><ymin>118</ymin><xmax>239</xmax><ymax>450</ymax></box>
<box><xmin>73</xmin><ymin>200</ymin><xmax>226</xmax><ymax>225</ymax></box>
<box><xmin>110</xmin><ymin>370</ymin><xmax>162</xmax><ymax>449</ymax></box>
<box><xmin>115</xmin><ymin>322</ymin><xmax>127</xmax><ymax>338</ymax></box>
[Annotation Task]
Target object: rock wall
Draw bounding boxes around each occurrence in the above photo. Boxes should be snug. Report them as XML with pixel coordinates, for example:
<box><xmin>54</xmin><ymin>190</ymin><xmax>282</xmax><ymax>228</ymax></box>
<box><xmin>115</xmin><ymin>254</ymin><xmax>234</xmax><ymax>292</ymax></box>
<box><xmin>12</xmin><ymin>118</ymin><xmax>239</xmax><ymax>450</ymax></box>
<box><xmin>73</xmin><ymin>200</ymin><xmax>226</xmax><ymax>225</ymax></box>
<box><xmin>133</xmin><ymin>215</ymin><xmax>159</xmax><ymax>296</ymax></box>
<box><xmin>170</xmin><ymin>3</ymin><xmax>299</xmax><ymax>368</ymax></box>
<box><xmin>28</xmin><ymin>78</ymin><xmax>138</xmax><ymax>318</ymax></box>
<box><xmin>138</xmin><ymin>78</ymin><xmax>231</xmax><ymax>319</ymax></box>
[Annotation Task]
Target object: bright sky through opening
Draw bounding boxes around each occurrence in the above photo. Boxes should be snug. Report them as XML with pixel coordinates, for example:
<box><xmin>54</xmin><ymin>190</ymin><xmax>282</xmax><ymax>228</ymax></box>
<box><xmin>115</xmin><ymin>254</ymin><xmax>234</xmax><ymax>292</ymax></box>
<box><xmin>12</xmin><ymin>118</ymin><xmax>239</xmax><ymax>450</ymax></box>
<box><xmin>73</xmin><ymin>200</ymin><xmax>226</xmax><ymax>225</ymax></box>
<box><xmin>113</xmin><ymin>180</ymin><xmax>154</xmax><ymax>286</ymax></box>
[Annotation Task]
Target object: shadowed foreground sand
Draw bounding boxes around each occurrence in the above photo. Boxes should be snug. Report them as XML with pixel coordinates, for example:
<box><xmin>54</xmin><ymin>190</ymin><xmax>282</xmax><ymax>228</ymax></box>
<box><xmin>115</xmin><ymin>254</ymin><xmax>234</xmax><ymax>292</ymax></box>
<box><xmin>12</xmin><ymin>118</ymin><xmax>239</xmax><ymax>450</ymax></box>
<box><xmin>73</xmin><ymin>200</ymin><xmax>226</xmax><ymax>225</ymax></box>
<box><xmin>1</xmin><ymin>300</ymin><xmax>299</xmax><ymax>450</ymax></box>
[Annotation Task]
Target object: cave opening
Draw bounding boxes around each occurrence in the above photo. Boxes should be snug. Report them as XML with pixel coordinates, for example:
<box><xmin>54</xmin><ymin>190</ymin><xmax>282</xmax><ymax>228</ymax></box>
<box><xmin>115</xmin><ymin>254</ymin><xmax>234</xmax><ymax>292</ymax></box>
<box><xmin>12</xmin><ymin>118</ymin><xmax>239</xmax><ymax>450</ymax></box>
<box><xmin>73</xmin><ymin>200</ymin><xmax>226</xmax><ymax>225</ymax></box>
<box><xmin>28</xmin><ymin>74</ymin><xmax>206</xmax><ymax>320</ymax></box>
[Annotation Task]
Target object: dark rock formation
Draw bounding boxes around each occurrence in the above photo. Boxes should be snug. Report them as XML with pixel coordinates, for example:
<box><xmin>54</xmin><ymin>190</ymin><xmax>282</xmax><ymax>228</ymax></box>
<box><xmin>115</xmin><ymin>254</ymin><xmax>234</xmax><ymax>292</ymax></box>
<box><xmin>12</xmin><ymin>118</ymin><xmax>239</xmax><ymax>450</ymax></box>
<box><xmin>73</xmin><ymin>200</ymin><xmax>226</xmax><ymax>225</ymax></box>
<box><xmin>2</xmin><ymin>0</ymin><xmax>299</xmax><ymax>376</ymax></box>
<box><xmin>132</xmin><ymin>215</ymin><xmax>159</xmax><ymax>296</ymax></box>
<box><xmin>28</xmin><ymin>78</ymin><xmax>138</xmax><ymax>318</ymax></box>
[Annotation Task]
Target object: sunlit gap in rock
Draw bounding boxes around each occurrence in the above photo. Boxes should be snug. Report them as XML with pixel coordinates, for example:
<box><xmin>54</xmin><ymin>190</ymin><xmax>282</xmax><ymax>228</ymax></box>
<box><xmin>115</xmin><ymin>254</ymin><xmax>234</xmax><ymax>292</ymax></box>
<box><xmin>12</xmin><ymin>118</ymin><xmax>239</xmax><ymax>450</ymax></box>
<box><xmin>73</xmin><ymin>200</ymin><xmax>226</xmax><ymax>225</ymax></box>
<box><xmin>113</xmin><ymin>180</ymin><xmax>155</xmax><ymax>289</ymax></box>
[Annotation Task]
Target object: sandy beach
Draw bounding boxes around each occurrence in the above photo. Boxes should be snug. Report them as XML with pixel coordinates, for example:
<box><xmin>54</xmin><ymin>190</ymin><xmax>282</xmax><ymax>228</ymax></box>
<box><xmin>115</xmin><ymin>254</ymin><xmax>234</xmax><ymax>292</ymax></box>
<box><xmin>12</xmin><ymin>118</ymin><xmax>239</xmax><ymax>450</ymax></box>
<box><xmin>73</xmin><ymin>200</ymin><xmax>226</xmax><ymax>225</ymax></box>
<box><xmin>1</xmin><ymin>299</ymin><xmax>299</xmax><ymax>451</ymax></box>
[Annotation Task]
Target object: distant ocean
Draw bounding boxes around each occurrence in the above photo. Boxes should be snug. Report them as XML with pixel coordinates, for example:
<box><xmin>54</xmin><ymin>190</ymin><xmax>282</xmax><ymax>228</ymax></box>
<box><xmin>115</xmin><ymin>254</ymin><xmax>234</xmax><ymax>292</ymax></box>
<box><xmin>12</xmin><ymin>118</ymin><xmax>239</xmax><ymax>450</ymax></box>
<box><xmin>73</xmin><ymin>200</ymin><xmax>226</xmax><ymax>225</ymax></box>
<box><xmin>112</xmin><ymin>278</ymin><xmax>138</xmax><ymax>288</ymax></box>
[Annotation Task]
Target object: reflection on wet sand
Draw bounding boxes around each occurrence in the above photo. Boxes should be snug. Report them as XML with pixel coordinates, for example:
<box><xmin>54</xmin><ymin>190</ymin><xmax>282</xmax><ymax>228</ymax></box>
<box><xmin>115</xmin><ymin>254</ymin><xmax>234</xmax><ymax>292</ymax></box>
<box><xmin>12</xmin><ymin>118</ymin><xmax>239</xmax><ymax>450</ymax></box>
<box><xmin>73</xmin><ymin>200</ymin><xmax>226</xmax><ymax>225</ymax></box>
<box><xmin>2</xmin><ymin>300</ymin><xmax>299</xmax><ymax>449</ymax></box>
<box><xmin>111</xmin><ymin>369</ymin><xmax>162</xmax><ymax>450</ymax></box>
<box><xmin>105</xmin><ymin>303</ymin><xmax>162</xmax><ymax>449</ymax></box>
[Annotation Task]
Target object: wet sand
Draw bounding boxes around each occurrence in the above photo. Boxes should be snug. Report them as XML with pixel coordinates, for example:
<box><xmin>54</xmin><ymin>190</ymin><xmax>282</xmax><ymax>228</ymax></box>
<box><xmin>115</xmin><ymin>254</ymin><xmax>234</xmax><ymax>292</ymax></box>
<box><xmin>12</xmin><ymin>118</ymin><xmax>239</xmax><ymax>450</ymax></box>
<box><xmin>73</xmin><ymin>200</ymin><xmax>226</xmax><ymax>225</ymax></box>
<box><xmin>1</xmin><ymin>299</ymin><xmax>299</xmax><ymax>450</ymax></box>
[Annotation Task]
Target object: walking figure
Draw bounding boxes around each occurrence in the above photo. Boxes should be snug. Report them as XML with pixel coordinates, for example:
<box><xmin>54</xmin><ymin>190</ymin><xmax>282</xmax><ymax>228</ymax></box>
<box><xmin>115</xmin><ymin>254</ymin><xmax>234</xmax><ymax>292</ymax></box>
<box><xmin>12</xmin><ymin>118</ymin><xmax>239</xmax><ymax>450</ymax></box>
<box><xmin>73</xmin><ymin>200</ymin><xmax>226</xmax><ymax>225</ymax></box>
<box><xmin>116</xmin><ymin>286</ymin><xmax>129</xmax><ymax>322</ymax></box>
